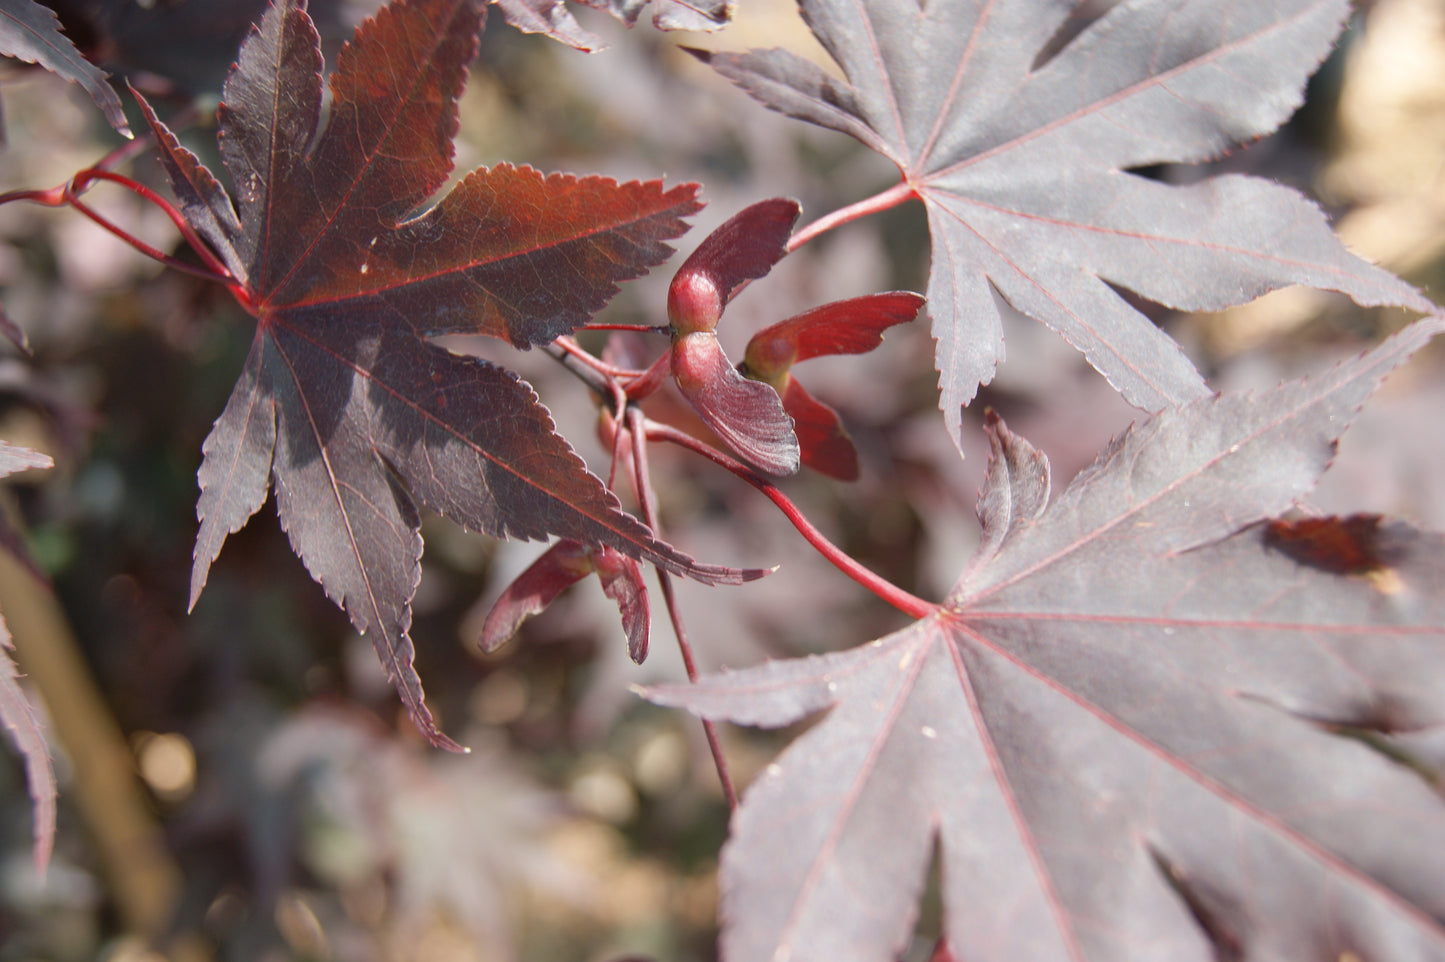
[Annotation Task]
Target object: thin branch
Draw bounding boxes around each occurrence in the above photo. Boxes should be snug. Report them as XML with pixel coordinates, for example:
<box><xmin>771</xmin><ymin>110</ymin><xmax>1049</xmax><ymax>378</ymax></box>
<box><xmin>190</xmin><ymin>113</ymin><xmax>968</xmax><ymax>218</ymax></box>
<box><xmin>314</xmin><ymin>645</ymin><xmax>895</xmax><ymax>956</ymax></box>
<box><xmin>64</xmin><ymin>194</ymin><xmax>235</xmax><ymax>284</ymax></box>
<box><xmin>628</xmin><ymin>407</ymin><xmax>738</xmax><ymax>811</ymax></box>
<box><xmin>597</xmin><ymin>366</ymin><xmax>630</xmax><ymax>493</ymax></box>
<box><xmin>0</xmin><ymin>165</ymin><xmax>242</xmax><ymax>289</ymax></box>
<box><xmin>605</xmin><ymin>405</ymin><xmax>628</xmax><ymax>491</ymax></box>
<box><xmin>579</xmin><ymin>322</ymin><xmax>669</xmax><ymax>334</ymax></box>
<box><xmin>0</xmin><ymin>186</ymin><xmax>67</xmax><ymax>207</ymax></box>
<box><xmin>644</xmin><ymin>420</ymin><xmax>937</xmax><ymax>620</ymax></box>
<box><xmin>545</xmin><ymin>341</ymin><xmax>612</xmax><ymax>400</ymax></box>
<box><xmin>552</xmin><ymin>335</ymin><xmax>648</xmax><ymax>381</ymax></box>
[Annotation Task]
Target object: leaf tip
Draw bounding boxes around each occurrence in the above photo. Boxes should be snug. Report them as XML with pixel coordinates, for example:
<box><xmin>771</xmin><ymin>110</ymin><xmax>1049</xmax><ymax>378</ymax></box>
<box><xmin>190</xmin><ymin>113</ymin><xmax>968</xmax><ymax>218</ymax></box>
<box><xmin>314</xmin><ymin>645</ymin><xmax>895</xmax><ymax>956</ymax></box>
<box><xmin>186</xmin><ymin>570</ymin><xmax>205</xmax><ymax>615</ymax></box>
<box><xmin>424</xmin><ymin>725</ymin><xmax>467</xmax><ymax>754</ymax></box>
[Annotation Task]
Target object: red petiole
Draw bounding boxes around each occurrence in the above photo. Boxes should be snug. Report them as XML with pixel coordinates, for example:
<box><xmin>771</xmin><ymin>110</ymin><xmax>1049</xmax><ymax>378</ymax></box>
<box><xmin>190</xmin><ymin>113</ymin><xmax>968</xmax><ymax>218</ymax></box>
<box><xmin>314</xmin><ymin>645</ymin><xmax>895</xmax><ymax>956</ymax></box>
<box><xmin>786</xmin><ymin>179</ymin><xmax>918</xmax><ymax>253</ymax></box>
<box><xmin>643</xmin><ymin>419</ymin><xmax>937</xmax><ymax>620</ymax></box>
<box><xmin>0</xmin><ymin>164</ymin><xmax>242</xmax><ymax>293</ymax></box>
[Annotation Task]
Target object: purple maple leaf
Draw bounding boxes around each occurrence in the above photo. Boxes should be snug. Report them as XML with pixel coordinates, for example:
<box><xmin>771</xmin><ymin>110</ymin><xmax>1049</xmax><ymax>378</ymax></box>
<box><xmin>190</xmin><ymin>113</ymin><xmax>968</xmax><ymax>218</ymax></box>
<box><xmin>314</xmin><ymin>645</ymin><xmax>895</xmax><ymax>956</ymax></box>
<box><xmin>647</xmin><ymin>317</ymin><xmax>1445</xmax><ymax>961</ymax></box>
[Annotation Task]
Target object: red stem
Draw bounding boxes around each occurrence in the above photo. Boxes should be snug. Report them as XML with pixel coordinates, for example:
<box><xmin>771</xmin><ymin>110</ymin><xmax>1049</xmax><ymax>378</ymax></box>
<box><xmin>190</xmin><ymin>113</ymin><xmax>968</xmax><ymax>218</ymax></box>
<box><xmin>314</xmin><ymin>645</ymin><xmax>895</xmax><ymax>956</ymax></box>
<box><xmin>625</xmin><ymin>407</ymin><xmax>662</xmax><ymax>551</ymax></box>
<box><xmin>64</xmin><ymin>194</ymin><xmax>231</xmax><ymax>285</ymax></box>
<box><xmin>0</xmin><ymin>186</ymin><xmax>68</xmax><ymax>207</ymax></box>
<box><xmin>623</xmin><ymin>351</ymin><xmax>671</xmax><ymax>401</ymax></box>
<box><xmin>786</xmin><ymin>180</ymin><xmax>918</xmax><ymax>253</ymax></box>
<box><xmin>628</xmin><ymin>407</ymin><xmax>738</xmax><ymax>811</ymax></box>
<box><xmin>580</xmin><ymin>322</ymin><xmax>669</xmax><ymax>334</ymax></box>
<box><xmin>0</xmin><ymin>165</ymin><xmax>243</xmax><ymax>290</ymax></box>
<box><xmin>644</xmin><ymin>420</ymin><xmax>937</xmax><ymax>620</ymax></box>
<box><xmin>68</xmin><ymin>169</ymin><xmax>237</xmax><ymax>287</ymax></box>
<box><xmin>602</xmin><ymin>374</ymin><xmax>629</xmax><ymax>492</ymax></box>
<box><xmin>553</xmin><ymin>335</ymin><xmax>647</xmax><ymax>381</ymax></box>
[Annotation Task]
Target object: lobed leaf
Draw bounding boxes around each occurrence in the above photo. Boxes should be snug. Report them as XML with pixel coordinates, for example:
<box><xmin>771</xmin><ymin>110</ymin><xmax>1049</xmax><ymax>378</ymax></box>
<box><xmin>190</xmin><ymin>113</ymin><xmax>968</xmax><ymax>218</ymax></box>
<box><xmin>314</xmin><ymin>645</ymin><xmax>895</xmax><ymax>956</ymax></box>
<box><xmin>696</xmin><ymin>0</ymin><xmax>1434</xmax><ymax>449</ymax></box>
<box><xmin>133</xmin><ymin>87</ymin><xmax>247</xmax><ymax>283</ymax></box>
<box><xmin>646</xmin><ymin>317</ymin><xmax>1445</xmax><ymax>961</ymax></box>
<box><xmin>150</xmin><ymin>0</ymin><xmax>745</xmax><ymax>748</ymax></box>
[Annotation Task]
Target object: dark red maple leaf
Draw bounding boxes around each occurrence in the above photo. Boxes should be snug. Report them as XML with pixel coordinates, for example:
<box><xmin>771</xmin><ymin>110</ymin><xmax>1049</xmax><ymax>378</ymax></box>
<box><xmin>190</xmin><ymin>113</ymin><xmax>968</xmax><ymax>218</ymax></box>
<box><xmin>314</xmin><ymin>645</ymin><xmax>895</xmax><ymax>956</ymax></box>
<box><xmin>647</xmin><ymin>317</ymin><xmax>1445</xmax><ymax>961</ymax></box>
<box><xmin>694</xmin><ymin>0</ymin><xmax>1435</xmax><ymax>450</ymax></box>
<box><xmin>136</xmin><ymin>0</ymin><xmax>747</xmax><ymax>749</ymax></box>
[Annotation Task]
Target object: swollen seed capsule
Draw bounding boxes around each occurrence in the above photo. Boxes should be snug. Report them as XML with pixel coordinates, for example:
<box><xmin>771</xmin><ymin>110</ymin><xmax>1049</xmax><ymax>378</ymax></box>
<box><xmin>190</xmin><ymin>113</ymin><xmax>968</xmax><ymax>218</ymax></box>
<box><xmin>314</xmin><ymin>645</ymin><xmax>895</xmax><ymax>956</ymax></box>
<box><xmin>740</xmin><ymin>329</ymin><xmax>796</xmax><ymax>388</ymax></box>
<box><xmin>670</xmin><ymin>330</ymin><xmax>718</xmax><ymax>393</ymax></box>
<box><xmin>667</xmin><ymin>270</ymin><xmax>723</xmax><ymax>336</ymax></box>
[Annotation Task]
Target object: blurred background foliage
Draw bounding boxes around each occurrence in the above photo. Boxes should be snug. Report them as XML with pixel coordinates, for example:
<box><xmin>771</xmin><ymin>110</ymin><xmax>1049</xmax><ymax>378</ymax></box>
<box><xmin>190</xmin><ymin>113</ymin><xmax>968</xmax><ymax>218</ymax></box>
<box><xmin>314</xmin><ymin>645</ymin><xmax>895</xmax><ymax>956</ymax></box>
<box><xmin>0</xmin><ymin>0</ymin><xmax>1440</xmax><ymax>960</ymax></box>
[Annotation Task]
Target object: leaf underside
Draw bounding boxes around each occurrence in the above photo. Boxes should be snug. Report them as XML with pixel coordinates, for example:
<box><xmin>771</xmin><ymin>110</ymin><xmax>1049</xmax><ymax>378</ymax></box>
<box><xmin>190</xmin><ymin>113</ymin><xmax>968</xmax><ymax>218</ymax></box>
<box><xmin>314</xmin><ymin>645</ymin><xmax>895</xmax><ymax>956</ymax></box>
<box><xmin>0</xmin><ymin>0</ymin><xmax>132</xmax><ymax>137</ymax></box>
<box><xmin>696</xmin><ymin>0</ymin><xmax>1434</xmax><ymax>449</ymax></box>
<box><xmin>491</xmin><ymin>0</ymin><xmax>732</xmax><ymax>52</ymax></box>
<box><xmin>0</xmin><ymin>612</ymin><xmax>53</xmax><ymax>875</ymax></box>
<box><xmin>647</xmin><ymin>318</ymin><xmax>1445</xmax><ymax>962</ymax></box>
<box><xmin>145</xmin><ymin>0</ymin><xmax>740</xmax><ymax>748</ymax></box>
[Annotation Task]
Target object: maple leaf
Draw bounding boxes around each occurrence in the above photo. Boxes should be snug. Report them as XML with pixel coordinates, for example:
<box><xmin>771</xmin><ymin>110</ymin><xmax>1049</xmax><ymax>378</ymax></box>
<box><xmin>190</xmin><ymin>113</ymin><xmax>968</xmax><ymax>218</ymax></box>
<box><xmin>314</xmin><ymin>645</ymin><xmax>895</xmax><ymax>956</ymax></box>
<box><xmin>34</xmin><ymin>0</ymin><xmax>274</xmax><ymax>100</ymax></box>
<box><xmin>646</xmin><ymin>316</ymin><xmax>1445</xmax><ymax>961</ymax></box>
<box><xmin>136</xmin><ymin>0</ymin><xmax>746</xmax><ymax>749</ymax></box>
<box><xmin>693</xmin><ymin>0</ymin><xmax>1435</xmax><ymax>450</ymax></box>
<box><xmin>0</xmin><ymin>0</ymin><xmax>131</xmax><ymax>138</ymax></box>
